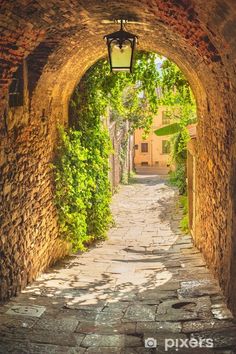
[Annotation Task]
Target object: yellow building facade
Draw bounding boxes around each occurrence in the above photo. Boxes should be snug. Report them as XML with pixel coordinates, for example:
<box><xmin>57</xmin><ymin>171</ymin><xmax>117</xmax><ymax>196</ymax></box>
<box><xmin>134</xmin><ymin>107</ymin><xmax>172</xmax><ymax>174</ymax></box>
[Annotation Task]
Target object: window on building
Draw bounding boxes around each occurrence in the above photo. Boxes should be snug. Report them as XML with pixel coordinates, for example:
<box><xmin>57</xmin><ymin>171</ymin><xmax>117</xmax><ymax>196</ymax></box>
<box><xmin>9</xmin><ymin>65</ymin><xmax>24</xmax><ymax>107</ymax></box>
<box><xmin>162</xmin><ymin>111</ymin><xmax>171</xmax><ymax>125</ymax></box>
<box><xmin>141</xmin><ymin>161</ymin><xmax>149</xmax><ymax>166</ymax></box>
<box><xmin>134</xmin><ymin>144</ymin><xmax>138</xmax><ymax>150</ymax></box>
<box><xmin>141</xmin><ymin>143</ymin><xmax>148</xmax><ymax>153</ymax></box>
<box><xmin>162</xmin><ymin>140</ymin><xmax>171</xmax><ymax>154</ymax></box>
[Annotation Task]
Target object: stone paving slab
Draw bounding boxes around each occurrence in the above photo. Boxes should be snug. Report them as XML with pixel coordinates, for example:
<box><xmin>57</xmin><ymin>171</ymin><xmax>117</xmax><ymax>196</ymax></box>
<box><xmin>182</xmin><ymin>319</ymin><xmax>236</xmax><ymax>333</ymax></box>
<box><xmin>0</xmin><ymin>175</ymin><xmax>235</xmax><ymax>353</ymax></box>
<box><xmin>85</xmin><ymin>347</ymin><xmax>122</xmax><ymax>353</ymax></box>
<box><xmin>33</xmin><ymin>315</ymin><xmax>79</xmax><ymax>332</ymax></box>
<box><xmin>0</xmin><ymin>342</ymin><xmax>86</xmax><ymax>354</ymax></box>
<box><xmin>0</xmin><ymin>328</ymin><xmax>84</xmax><ymax>347</ymax></box>
<box><xmin>76</xmin><ymin>321</ymin><xmax>136</xmax><ymax>335</ymax></box>
<box><xmin>81</xmin><ymin>334</ymin><xmax>143</xmax><ymax>348</ymax></box>
<box><xmin>136</xmin><ymin>321</ymin><xmax>182</xmax><ymax>333</ymax></box>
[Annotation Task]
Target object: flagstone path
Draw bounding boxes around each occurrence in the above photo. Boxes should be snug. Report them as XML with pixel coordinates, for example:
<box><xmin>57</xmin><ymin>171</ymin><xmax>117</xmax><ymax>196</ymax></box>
<box><xmin>0</xmin><ymin>175</ymin><xmax>235</xmax><ymax>353</ymax></box>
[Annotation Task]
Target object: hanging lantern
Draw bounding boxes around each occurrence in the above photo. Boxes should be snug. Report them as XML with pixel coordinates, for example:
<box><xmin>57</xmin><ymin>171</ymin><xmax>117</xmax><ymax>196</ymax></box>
<box><xmin>104</xmin><ymin>20</ymin><xmax>138</xmax><ymax>73</ymax></box>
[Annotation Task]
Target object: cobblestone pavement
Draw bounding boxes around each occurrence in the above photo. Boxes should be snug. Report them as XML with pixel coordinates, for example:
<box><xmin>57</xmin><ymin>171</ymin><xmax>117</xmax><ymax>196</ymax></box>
<box><xmin>0</xmin><ymin>175</ymin><xmax>235</xmax><ymax>354</ymax></box>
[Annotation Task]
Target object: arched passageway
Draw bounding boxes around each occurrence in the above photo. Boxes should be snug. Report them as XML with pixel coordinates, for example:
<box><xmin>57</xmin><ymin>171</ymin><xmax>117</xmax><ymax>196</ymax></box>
<box><xmin>0</xmin><ymin>0</ymin><xmax>236</xmax><ymax>322</ymax></box>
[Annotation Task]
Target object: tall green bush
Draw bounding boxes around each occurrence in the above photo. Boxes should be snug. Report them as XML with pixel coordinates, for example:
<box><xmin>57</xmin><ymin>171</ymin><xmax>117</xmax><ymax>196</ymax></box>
<box><xmin>54</xmin><ymin>126</ymin><xmax>113</xmax><ymax>252</ymax></box>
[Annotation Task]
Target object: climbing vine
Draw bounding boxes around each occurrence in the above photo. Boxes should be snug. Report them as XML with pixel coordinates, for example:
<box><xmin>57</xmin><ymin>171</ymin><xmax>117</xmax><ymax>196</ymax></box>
<box><xmin>54</xmin><ymin>124</ymin><xmax>113</xmax><ymax>252</ymax></box>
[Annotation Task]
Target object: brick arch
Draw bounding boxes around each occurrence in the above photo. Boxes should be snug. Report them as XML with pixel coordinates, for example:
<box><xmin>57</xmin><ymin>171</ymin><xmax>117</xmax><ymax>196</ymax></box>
<box><xmin>0</xmin><ymin>0</ymin><xmax>236</xmax><ymax>315</ymax></box>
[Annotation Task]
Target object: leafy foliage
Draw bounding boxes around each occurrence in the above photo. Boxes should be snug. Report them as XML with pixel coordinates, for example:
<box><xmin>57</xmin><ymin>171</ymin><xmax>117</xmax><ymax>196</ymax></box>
<box><xmin>54</xmin><ymin>125</ymin><xmax>113</xmax><ymax>252</ymax></box>
<box><xmin>179</xmin><ymin>196</ymin><xmax>189</xmax><ymax>233</ymax></box>
<box><xmin>54</xmin><ymin>52</ymin><xmax>162</xmax><ymax>252</ymax></box>
<box><xmin>54</xmin><ymin>128</ymin><xmax>91</xmax><ymax>251</ymax></box>
<box><xmin>169</xmin><ymin>164</ymin><xmax>187</xmax><ymax>195</ymax></box>
<box><xmin>160</xmin><ymin>60</ymin><xmax>193</xmax><ymax>106</ymax></box>
<box><xmin>54</xmin><ymin>53</ymin><xmax>196</xmax><ymax>250</ymax></box>
<box><xmin>155</xmin><ymin>59</ymin><xmax>197</xmax><ymax>195</ymax></box>
<box><xmin>104</xmin><ymin>51</ymin><xmax>160</xmax><ymax>135</ymax></box>
<box><xmin>154</xmin><ymin>123</ymin><xmax>181</xmax><ymax>136</ymax></box>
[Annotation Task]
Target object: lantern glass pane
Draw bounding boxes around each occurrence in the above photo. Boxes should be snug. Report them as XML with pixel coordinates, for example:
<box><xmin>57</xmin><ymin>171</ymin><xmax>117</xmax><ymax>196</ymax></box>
<box><xmin>110</xmin><ymin>40</ymin><xmax>132</xmax><ymax>71</ymax></box>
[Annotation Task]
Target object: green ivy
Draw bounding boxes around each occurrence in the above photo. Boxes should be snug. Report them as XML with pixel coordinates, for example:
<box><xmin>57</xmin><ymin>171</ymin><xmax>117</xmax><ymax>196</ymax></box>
<box><xmin>54</xmin><ymin>127</ymin><xmax>91</xmax><ymax>251</ymax></box>
<box><xmin>179</xmin><ymin>196</ymin><xmax>189</xmax><ymax>233</ymax></box>
<box><xmin>54</xmin><ymin>124</ymin><xmax>113</xmax><ymax>252</ymax></box>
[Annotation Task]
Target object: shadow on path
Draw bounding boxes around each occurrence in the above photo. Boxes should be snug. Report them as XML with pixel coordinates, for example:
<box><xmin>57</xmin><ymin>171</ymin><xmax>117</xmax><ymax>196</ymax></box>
<box><xmin>0</xmin><ymin>175</ymin><xmax>235</xmax><ymax>353</ymax></box>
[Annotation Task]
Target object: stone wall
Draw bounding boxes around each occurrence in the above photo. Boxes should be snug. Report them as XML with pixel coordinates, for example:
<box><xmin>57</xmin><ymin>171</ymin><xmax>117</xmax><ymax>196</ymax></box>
<box><xmin>0</xmin><ymin>0</ymin><xmax>236</xmax><ymax>315</ymax></box>
<box><xmin>0</xmin><ymin>111</ymin><xmax>69</xmax><ymax>300</ymax></box>
<box><xmin>0</xmin><ymin>58</ymin><xmax>67</xmax><ymax>299</ymax></box>
<box><xmin>195</xmin><ymin>85</ymin><xmax>235</xmax><ymax>311</ymax></box>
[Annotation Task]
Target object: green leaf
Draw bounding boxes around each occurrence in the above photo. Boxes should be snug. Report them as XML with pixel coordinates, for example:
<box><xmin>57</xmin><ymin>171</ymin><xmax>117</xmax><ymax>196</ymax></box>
<box><xmin>154</xmin><ymin>123</ymin><xmax>182</xmax><ymax>136</ymax></box>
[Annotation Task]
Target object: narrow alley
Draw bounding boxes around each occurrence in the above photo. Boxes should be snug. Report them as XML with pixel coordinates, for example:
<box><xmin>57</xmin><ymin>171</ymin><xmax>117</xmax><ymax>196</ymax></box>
<box><xmin>0</xmin><ymin>175</ymin><xmax>235</xmax><ymax>353</ymax></box>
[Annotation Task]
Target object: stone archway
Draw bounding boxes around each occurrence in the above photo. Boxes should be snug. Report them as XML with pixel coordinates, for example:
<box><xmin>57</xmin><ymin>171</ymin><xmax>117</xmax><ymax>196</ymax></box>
<box><xmin>0</xmin><ymin>0</ymin><xmax>236</xmax><ymax>315</ymax></box>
